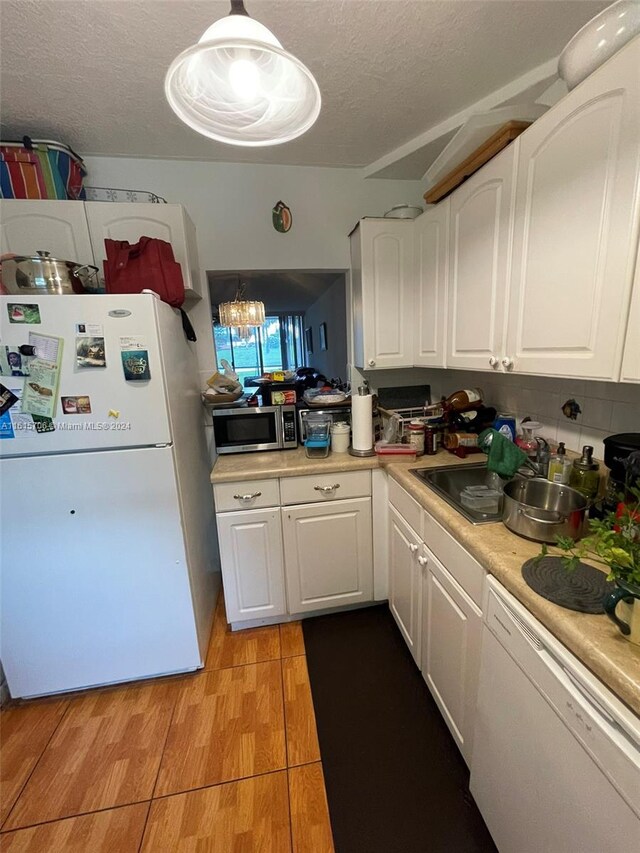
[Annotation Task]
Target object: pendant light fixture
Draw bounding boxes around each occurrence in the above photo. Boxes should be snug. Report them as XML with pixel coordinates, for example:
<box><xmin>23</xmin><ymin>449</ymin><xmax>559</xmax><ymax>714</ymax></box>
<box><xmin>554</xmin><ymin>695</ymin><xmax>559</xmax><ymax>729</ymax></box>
<box><xmin>218</xmin><ymin>280</ymin><xmax>265</xmax><ymax>339</ymax></box>
<box><xmin>164</xmin><ymin>0</ymin><xmax>321</xmax><ymax>147</ymax></box>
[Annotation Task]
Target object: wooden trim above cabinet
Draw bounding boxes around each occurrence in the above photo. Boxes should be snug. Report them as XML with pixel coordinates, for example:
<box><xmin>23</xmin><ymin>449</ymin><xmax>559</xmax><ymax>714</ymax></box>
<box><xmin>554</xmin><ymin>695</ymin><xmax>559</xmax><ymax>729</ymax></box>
<box><xmin>424</xmin><ymin>120</ymin><xmax>530</xmax><ymax>204</ymax></box>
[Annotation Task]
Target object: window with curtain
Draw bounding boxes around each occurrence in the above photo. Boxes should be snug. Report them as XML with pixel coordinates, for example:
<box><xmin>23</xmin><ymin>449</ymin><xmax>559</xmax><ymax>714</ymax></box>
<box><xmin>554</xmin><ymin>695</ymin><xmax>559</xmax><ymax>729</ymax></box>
<box><xmin>213</xmin><ymin>314</ymin><xmax>305</xmax><ymax>385</ymax></box>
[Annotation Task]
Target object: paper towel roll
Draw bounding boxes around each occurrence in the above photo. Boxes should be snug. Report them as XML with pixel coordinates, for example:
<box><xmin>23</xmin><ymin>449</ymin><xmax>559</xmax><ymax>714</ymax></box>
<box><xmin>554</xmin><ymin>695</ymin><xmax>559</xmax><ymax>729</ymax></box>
<box><xmin>351</xmin><ymin>394</ymin><xmax>373</xmax><ymax>451</ymax></box>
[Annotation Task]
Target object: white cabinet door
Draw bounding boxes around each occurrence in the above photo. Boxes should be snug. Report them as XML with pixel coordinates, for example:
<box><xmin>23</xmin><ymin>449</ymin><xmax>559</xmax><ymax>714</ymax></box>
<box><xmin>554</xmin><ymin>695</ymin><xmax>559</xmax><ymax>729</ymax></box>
<box><xmin>414</xmin><ymin>200</ymin><xmax>448</xmax><ymax>367</ymax></box>
<box><xmin>388</xmin><ymin>505</ymin><xmax>422</xmax><ymax>666</ymax></box>
<box><xmin>447</xmin><ymin>143</ymin><xmax>516</xmax><ymax>371</ymax></box>
<box><xmin>282</xmin><ymin>498</ymin><xmax>373</xmax><ymax>614</ymax></box>
<box><xmin>506</xmin><ymin>37</ymin><xmax>640</xmax><ymax>380</ymax></box>
<box><xmin>216</xmin><ymin>508</ymin><xmax>286</xmax><ymax>623</ymax></box>
<box><xmin>0</xmin><ymin>199</ymin><xmax>94</xmax><ymax>264</ymax></box>
<box><xmin>621</xmin><ymin>243</ymin><xmax>640</xmax><ymax>384</ymax></box>
<box><xmin>420</xmin><ymin>548</ymin><xmax>482</xmax><ymax>765</ymax></box>
<box><xmin>350</xmin><ymin>219</ymin><xmax>414</xmax><ymax>369</ymax></box>
<box><xmin>85</xmin><ymin>202</ymin><xmax>201</xmax><ymax>297</ymax></box>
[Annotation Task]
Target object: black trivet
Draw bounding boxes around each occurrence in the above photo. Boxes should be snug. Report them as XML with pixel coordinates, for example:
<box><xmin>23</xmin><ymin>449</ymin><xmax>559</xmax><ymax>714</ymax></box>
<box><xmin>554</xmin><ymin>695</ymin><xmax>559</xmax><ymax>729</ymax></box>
<box><xmin>522</xmin><ymin>556</ymin><xmax>614</xmax><ymax>614</ymax></box>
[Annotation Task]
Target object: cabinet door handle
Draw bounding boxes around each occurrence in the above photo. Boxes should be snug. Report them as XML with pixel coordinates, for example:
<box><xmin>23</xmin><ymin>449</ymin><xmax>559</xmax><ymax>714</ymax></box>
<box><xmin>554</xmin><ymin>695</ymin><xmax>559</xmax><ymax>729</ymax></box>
<box><xmin>489</xmin><ymin>356</ymin><xmax>498</xmax><ymax>368</ymax></box>
<box><xmin>502</xmin><ymin>357</ymin><xmax>514</xmax><ymax>370</ymax></box>
<box><xmin>408</xmin><ymin>543</ymin><xmax>418</xmax><ymax>553</ymax></box>
<box><xmin>233</xmin><ymin>491</ymin><xmax>262</xmax><ymax>502</ymax></box>
<box><xmin>314</xmin><ymin>483</ymin><xmax>340</xmax><ymax>494</ymax></box>
<box><xmin>418</xmin><ymin>555</ymin><xmax>428</xmax><ymax>566</ymax></box>
<box><xmin>368</xmin><ymin>359</ymin><xmax>376</xmax><ymax>367</ymax></box>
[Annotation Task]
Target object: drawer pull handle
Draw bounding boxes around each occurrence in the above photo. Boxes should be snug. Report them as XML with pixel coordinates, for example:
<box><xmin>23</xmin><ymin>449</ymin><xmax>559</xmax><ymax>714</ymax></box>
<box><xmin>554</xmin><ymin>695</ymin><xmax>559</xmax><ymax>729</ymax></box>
<box><xmin>418</xmin><ymin>555</ymin><xmax>428</xmax><ymax>566</ymax></box>
<box><xmin>233</xmin><ymin>492</ymin><xmax>262</xmax><ymax>501</ymax></box>
<box><xmin>314</xmin><ymin>484</ymin><xmax>340</xmax><ymax>494</ymax></box>
<box><xmin>408</xmin><ymin>543</ymin><xmax>419</xmax><ymax>553</ymax></box>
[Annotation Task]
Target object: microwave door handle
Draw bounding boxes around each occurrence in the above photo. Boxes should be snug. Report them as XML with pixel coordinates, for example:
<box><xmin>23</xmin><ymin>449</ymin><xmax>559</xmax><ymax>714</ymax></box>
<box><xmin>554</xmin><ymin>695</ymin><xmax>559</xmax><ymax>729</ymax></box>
<box><xmin>275</xmin><ymin>411</ymin><xmax>284</xmax><ymax>447</ymax></box>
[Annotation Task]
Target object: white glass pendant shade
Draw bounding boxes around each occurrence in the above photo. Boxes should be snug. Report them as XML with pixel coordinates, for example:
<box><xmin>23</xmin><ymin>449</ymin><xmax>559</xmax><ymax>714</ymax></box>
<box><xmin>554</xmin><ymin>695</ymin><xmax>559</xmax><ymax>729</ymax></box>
<box><xmin>165</xmin><ymin>11</ymin><xmax>321</xmax><ymax>146</ymax></box>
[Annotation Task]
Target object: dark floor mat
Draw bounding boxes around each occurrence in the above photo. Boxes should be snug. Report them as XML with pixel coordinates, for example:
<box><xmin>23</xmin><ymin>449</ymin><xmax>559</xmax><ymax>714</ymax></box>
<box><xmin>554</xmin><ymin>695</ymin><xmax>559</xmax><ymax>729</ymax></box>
<box><xmin>303</xmin><ymin>604</ymin><xmax>497</xmax><ymax>853</ymax></box>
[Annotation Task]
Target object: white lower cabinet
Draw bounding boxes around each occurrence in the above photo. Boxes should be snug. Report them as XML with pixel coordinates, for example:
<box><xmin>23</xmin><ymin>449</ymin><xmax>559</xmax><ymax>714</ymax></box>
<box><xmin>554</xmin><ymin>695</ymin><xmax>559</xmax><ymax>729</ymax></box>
<box><xmin>420</xmin><ymin>547</ymin><xmax>482</xmax><ymax>764</ymax></box>
<box><xmin>216</xmin><ymin>507</ymin><xmax>286</xmax><ymax>623</ymax></box>
<box><xmin>283</xmin><ymin>498</ymin><xmax>373</xmax><ymax>614</ymax></box>
<box><xmin>214</xmin><ymin>472</ymin><xmax>374</xmax><ymax>625</ymax></box>
<box><xmin>388</xmin><ymin>481</ymin><xmax>485</xmax><ymax>765</ymax></box>
<box><xmin>388</xmin><ymin>505</ymin><xmax>422</xmax><ymax>666</ymax></box>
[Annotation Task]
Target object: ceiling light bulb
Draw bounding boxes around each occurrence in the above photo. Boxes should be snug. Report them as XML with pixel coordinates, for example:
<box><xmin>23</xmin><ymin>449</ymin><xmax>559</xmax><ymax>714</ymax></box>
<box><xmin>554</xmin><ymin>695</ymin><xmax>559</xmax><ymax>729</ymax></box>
<box><xmin>229</xmin><ymin>58</ymin><xmax>261</xmax><ymax>100</ymax></box>
<box><xmin>164</xmin><ymin>0</ymin><xmax>321</xmax><ymax>147</ymax></box>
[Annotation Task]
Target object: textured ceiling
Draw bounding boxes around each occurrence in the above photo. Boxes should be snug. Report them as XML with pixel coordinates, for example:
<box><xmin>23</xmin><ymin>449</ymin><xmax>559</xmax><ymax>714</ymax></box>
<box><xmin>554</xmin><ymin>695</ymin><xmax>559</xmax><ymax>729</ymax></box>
<box><xmin>1</xmin><ymin>0</ymin><xmax>606</xmax><ymax>169</ymax></box>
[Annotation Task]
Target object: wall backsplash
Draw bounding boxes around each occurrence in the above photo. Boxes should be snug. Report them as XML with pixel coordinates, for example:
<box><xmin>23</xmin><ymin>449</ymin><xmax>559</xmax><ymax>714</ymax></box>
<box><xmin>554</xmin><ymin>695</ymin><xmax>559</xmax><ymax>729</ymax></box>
<box><xmin>426</xmin><ymin>370</ymin><xmax>640</xmax><ymax>461</ymax></box>
<box><xmin>358</xmin><ymin>366</ymin><xmax>639</xmax><ymax>461</ymax></box>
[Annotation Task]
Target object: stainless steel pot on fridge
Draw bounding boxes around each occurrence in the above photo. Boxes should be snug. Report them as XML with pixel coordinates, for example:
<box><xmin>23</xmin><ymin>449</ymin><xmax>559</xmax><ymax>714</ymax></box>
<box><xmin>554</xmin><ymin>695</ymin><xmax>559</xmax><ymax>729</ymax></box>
<box><xmin>0</xmin><ymin>251</ymin><xmax>100</xmax><ymax>295</ymax></box>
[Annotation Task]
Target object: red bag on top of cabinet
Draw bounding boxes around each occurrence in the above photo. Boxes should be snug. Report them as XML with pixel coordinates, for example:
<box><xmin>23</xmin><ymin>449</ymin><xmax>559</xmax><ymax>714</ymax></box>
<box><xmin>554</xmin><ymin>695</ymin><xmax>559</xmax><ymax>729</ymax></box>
<box><xmin>103</xmin><ymin>238</ymin><xmax>197</xmax><ymax>341</ymax></box>
<box><xmin>103</xmin><ymin>237</ymin><xmax>185</xmax><ymax>306</ymax></box>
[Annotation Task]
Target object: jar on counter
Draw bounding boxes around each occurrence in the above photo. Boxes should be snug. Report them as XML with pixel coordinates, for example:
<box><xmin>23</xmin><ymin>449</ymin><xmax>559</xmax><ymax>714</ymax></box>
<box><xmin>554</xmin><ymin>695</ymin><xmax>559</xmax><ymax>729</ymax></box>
<box><xmin>330</xmin><ymin>421</ymin><xmax>350</xmax><ymax>454</ymax></box>
<box><xmin>569</xmin><ymin>445</ymin><xmax>600</xmax><ymax>500</ymax></box>
<box><xmin>407</xmin><ymin>420</ymin><xmax>425</xmax><ymax>457</ymax></box>
<box><xmin>424</xmin><ymin>424</ymin><xmax>438</xmax><ymax>455</ymax></box>
<box><xmin>444</xmin><ymin>432</ymin><xmax>479</xmax><ymax>450</ymax></box>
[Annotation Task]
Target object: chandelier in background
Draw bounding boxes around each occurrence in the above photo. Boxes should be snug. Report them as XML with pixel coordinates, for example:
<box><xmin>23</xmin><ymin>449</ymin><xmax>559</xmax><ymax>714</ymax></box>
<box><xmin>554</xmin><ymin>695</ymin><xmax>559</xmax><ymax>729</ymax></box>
<box><xmin>164</xmin><ymin>0</ymin><xmax>321</xmax><ymax>147</ymax></box>
<box><xmin>218</xmin><ymin>282</ymin><xmax>265</xmax><ymax>339</ymax></box>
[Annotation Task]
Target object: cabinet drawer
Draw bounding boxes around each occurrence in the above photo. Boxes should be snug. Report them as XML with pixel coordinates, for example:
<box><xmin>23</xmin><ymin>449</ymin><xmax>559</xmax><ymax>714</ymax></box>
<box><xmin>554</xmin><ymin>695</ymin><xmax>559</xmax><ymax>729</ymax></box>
<box><xmin>423</xmin><ymin>510</ymin><xmax>485</xmax><ymax>608</ymax></box>
<box><xmin>389</xmin><ymin>478</ymin><xmax>423</xmax><ymax>539</ymax></box>
<box><xmin>214</xmin><ymin>478</ymin><xmax>280</xmax><ymax>512</ymax></box>
<box><xmin>280</xmin><ymin>470</ymin><xmax>371</xmax><ymax>505</ymax></box>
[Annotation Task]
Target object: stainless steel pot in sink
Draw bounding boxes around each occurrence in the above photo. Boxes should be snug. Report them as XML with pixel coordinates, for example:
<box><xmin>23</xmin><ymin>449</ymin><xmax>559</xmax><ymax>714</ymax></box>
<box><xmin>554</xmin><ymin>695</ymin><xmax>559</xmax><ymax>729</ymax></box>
<box><xmin>502</xmin><ymin>478</ymin><xmax>587</xmax><ymax>543</ymax></box>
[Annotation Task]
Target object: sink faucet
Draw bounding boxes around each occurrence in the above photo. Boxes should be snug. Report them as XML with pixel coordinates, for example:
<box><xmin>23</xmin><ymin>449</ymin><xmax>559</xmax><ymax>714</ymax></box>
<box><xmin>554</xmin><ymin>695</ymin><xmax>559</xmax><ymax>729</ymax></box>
<box><xmin>519</xmin><ymin>438</ymin><xmax>550</xmax><ymax>478</ymax></box>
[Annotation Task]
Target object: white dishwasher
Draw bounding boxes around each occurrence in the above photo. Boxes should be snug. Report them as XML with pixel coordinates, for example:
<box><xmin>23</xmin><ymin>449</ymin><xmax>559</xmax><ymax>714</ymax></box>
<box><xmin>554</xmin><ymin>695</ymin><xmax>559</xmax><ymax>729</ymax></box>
<box><xmin>471</xmin><ymin>577</ymin><xmax>640</xmax><ymax>853</ymax></box>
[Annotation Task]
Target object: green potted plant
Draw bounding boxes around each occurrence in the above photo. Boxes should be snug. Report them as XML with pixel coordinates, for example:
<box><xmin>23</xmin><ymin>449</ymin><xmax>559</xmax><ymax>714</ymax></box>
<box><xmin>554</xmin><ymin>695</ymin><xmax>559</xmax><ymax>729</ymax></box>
<box><xmin>540</xmin><ymin>482</ymin><xmax>640</xmax><ymax>644</ymax></box>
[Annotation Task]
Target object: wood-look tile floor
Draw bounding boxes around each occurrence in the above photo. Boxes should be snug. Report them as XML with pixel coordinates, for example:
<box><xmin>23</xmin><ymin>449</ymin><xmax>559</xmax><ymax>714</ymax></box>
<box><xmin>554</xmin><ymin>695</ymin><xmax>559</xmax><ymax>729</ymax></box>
<box><xmin>0</xmin><ymin>596</ymin><xmax>334</xmax><ymax>852</ymax></box>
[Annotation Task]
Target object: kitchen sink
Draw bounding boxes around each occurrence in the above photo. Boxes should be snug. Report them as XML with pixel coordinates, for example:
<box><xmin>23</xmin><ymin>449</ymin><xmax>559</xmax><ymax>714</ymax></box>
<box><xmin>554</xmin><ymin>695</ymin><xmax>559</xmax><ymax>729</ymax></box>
<box><xmin>411</xmin><ymin>462</ymin><xmax>505</xmax><ymax>525</ymax></box>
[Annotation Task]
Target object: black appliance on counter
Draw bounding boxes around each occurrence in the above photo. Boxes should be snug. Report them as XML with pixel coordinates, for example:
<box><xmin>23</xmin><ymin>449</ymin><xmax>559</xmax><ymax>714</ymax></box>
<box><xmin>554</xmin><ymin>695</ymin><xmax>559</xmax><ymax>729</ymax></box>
<box><xmin>602</xmin><ymin>432</ymin><xmax>640</xmax><ymax>509</ymax></box>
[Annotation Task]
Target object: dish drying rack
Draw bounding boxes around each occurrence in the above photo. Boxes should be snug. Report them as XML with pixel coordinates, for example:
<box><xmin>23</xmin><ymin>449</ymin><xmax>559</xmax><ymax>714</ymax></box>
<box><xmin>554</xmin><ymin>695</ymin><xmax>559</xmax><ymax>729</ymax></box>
<box><xmin>378</xmin><ymin>405</ymin><xmax>434</xmax><ymax>441</ymax></box>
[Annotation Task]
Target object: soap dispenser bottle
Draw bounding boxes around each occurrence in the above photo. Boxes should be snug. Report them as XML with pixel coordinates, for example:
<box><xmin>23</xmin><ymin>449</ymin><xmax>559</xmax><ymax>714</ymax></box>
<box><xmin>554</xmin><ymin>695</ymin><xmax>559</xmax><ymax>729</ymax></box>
<box><xmin>569</xmin><ymin>445</ymin><xmax>600</xmax><ymax>500</ymax></box>
<box><xmin>548</xmin><ymin>442</ymin><xmax>571</xmax><ymax>484</ymax></box>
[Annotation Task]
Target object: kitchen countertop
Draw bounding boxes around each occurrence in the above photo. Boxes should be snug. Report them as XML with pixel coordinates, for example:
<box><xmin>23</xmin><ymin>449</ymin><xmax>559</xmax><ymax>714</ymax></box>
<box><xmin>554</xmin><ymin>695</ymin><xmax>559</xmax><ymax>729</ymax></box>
<box><xmin>387</xmin><ymin>464</ymin><xmax>640</xmax><ymax>718</ymax></box>
<box><xmin>210</xmin><ymin>446</ymin><xmax>477</xmax><ymax>483</ymax></box>
<box><xmin>210</xmin><ymin>448</ymin><xmax>640</xmax><ymax>716</ymax></box>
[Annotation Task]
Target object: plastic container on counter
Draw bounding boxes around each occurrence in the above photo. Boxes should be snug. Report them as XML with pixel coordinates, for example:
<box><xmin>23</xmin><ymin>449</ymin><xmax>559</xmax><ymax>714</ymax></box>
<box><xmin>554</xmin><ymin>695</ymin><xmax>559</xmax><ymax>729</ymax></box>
<box><xmin>330</xmin><ymin>421</ymin><xmax>350</xmax><ymax>453</ymax></box>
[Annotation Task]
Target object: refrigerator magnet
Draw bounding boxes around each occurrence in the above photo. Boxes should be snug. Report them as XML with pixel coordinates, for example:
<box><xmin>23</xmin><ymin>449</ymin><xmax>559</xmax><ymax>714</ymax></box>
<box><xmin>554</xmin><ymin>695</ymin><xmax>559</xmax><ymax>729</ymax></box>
<box><xmin>0</xmin><ymin>383</ymin><xmax>19</xmax><ymax>416</ymax></box>
<box><xmin>121</xmin><ymin>350</ymin><xmax>150</xmax><ymax>381</ymax></box>
<box><xmin>0</xmin><ymin>411</ymin><xmax>14</xmax><ymax>439</ymax></box>
<box><xmin>76</xmin><ymin>337</ymin><xmax>106</xmax><ymax>368</ymax></box>
<box><xmin>7</xmin><ymin>303</ymin><xmax>41</xmax><ymax>324</ymax></box>
<box><xmin>32</xmin><ymin>415</ymin><xmax>55</xmax><ymax>434</ymax></box>
<box><xmin>119</xmin><ymin>336</ymin><xmax>150</xmax><ymax>381</ymax></box>
<box><xmin>61</xmin><ymin>396</ymin><xmax>92</xmax><ymax>415</ymax></box>
<box><xmin>0</xmin><ymin>347</ymin><xmax>31</xmax><ymax>377</ymax></box>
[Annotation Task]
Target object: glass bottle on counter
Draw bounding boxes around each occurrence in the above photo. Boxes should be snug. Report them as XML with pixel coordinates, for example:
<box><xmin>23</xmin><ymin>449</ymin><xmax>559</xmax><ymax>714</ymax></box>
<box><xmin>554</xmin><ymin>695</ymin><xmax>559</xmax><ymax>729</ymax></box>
<box><xmin>548</xmin><ymin>442</ymin><xmax>571</xmax><ymax>484</ymax></box>
<box><xmin>569</xmin><ymin>445</ymin><xmax>600</xmax><ymax>500</ymax></box>
<box><xmin>441</xmin><ymin>388</ymin><xmax>484</xmax><ymax>412</ymax></box>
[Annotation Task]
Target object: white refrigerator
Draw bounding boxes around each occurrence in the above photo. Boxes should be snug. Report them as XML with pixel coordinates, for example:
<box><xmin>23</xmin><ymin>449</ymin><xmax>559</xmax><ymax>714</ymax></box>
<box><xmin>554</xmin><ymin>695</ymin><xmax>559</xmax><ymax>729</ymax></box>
<box><xmin>0</xmin><ymin>293</ymin><xmax>218</xmax><ymax>698</ymax></box>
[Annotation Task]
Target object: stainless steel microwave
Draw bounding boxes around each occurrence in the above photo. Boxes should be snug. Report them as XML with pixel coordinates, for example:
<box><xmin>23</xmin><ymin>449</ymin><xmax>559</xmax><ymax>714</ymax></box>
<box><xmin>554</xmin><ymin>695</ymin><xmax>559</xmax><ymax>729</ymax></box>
<box><xmin>212</xmin><ymin>405</ymin><xmax>298</xmax><ymax>454</ymax></box>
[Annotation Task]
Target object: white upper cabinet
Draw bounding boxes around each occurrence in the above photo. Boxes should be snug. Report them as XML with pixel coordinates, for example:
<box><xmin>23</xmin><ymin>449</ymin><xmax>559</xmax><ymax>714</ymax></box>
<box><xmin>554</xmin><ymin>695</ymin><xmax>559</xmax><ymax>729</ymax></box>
<box><xmin>0</xmin><ymin>199</ymin><xmax>94</xmax><ymax>265</ymax></box>
<box><xmin>446</xmin><ymin>143</ymin><xmax>516</xmax><ymax>372</ymax></box>
<box><xmin>621</xmin><ymin>242</ymin><xmax>640</xmax><ymax>384</ymax></box>
<box><xmin>350</xmin><ymin>219</ymin><xmax>414</xmax><ymax>369</ymax></box>
<box><xmin>85</xmin><ymin>202</ymin><xmax>202</xmax><ymax>298</ymax></box>
<box><xmin>414</xmin><ymin>200</ymin><xmax>448</xmax><ymax>367</ymax></box>
<box><xmin>506</xmin><ymin>37</ymin><xmax>640</xmax><ymax>380</ymax></box>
